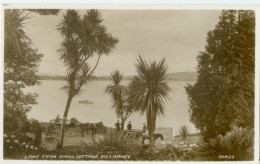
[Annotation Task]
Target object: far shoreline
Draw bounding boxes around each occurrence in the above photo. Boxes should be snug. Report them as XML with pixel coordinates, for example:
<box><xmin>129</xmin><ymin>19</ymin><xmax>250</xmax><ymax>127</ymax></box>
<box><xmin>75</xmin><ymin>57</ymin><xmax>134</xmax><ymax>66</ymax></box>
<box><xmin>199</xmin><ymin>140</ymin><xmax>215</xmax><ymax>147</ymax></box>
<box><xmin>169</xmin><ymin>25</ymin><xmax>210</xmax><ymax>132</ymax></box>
<box><xmin>38</xmin><ymin>71</ymin><xmax>197</xmax><ymax>82</ymax></box>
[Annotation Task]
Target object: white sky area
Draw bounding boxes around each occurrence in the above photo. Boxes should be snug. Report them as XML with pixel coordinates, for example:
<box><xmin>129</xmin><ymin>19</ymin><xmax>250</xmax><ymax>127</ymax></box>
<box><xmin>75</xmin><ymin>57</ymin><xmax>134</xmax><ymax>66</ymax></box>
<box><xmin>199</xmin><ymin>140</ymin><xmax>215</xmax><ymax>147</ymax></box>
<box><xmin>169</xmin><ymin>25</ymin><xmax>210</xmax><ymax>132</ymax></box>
<box><xmin>25</xmin><ymin>9</ymin><xmax>221</xmax><ymax>76</ymax></box>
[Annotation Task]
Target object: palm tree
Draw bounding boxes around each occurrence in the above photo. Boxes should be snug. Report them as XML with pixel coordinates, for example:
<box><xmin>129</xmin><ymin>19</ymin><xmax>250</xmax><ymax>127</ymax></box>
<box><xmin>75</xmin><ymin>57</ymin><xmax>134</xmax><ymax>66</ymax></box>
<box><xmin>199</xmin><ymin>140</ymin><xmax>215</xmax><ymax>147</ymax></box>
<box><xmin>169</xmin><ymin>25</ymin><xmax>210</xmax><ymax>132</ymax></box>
<box><xmin>178</xmin><ymin>125</ymin><xmax>191</xmax><ymax>144</ymax></box>
<box><xmin>128</xmin><ymin>55</ymin><xmax>171</xmax><ymax>145</ymax></box>
<box><xmin>105</xmin><ymin>70</ymin><xmax>132</xmax><ymax>130</ymax></box>
<box><xmin>57</xmin><ymin>10</ymin><xmax>118</xmax><ymax>148</ymax></box>
<box><xmin>5</xmin><ymin>9</ymin><xmax>60</xmax><ymax>58</ymax></box>
<box><xmin>4</xmin><ymin>9</ymin><xmax>32</xmax><ymax>58</ymax></box>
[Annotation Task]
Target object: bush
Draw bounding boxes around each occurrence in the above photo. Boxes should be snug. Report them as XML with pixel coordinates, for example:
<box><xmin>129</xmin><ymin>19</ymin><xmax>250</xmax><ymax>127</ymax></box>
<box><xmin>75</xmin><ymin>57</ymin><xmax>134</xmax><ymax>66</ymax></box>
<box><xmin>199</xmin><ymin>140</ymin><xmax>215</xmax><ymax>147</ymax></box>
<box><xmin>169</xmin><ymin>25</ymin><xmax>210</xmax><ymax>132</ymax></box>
<box><xmin>4</xmin><ymin>132</ymin><xmax>41</xmax><ymax>159</ymax></box>
<box><xmin>50</xmin><ymin>130</ymin><xmax>197</xmax><ymax>161</ymax></box>
<box><xmin>178</xmin><ymin>125</ymin><xmax>191</xmax><ymax>144</ymax></box>
<box><xmin>199</xmin><ymin>126</ymin><xmax>254</xmax><ymax>161</ymax></box>
<box><xmin>132</xmin><ymin>142</ymin><xmax>197</xmax><ymax>161</ymax></box>
<box><xmin>219</xmin><ymin>126</ymin><xmax>254</xmax><ymax>160</ymax></box>
<box><xmin>86</xmin><ymin>130</ymin><xmax>140</xmax><ymax>156</ymax></box>
<box><xmin>4</xmin><ymin>129</ymin><xmax>202</xmax><ymax>161</ymax></box>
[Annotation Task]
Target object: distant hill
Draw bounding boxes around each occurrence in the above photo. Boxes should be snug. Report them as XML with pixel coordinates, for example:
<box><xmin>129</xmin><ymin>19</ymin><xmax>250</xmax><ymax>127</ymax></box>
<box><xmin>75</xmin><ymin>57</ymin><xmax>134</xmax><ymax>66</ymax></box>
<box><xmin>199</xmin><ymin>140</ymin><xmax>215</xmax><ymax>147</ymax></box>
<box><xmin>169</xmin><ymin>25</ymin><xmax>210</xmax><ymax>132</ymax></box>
<box><xmin>39</xmin><ymin>72</ymin><xmax>197</xmax><ymax>81</ymax></box>
<box><xmin>167</xmin><ymin>72</ymin><xmax>197</xmax><ymax>81</ymax></box>
<box><xmin>38</xmin><ymin>75</ymin><xmax>111</xmax><ymax>81</ymax></box>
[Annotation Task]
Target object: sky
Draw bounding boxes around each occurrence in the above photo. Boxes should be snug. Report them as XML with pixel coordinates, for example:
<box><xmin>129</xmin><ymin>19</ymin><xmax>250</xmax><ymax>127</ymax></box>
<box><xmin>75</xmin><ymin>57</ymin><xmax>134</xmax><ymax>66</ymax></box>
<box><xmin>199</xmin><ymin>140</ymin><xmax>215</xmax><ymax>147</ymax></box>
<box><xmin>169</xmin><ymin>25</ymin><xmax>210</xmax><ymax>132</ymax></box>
<box><xmin>26</xmin><ymin>9</ymin><xmax>221</xmax><ymax>76</ymax></box>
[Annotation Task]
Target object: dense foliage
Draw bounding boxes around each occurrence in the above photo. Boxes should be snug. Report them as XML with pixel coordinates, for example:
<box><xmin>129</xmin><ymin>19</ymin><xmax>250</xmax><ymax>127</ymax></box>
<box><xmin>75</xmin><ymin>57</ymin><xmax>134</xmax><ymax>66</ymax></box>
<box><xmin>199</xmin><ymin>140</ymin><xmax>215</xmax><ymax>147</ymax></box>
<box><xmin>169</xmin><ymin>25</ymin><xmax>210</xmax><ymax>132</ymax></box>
<box><xmin>185</xmin><ymin>10</ymin><xmax>255</xmax><ymax>140</ymax></box>
<box><xmin>4</xmin><ymin>130</ymin><xmax>198</xmax><ymax>161</ymax></box>
<box><xmin>4</xmin><ymin>132</ymin><xmax>41</xmax><ymax>159</ymax></box>
<box><xmin>4</xmin><ymin>9</ymin><xmax>43</xmax><ymax>134</ymax></box>
<box><xmin>4</xmin><ymin>10</ymin><xmax>60</xmax><ymax>158</ymax></box>
<box><xmin>198</xmin><ymin>126</ymin><xmax>254</xmax><ymax>160</ymax></box>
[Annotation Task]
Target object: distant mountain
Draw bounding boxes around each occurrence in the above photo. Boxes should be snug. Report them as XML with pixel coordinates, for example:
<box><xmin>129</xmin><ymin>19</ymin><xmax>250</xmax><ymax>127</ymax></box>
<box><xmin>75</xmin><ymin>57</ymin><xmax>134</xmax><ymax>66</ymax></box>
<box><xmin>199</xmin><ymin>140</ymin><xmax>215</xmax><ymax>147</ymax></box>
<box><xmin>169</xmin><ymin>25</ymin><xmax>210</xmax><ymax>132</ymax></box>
<box><xmin>38</xmin><ymin>75</ymin><xmax>111</xmax><ymax>81</ymax></box>
<box><xmin>39</xmin><ymin>72</ymin><xmax>197</xmax><ymax>81</ymax></box>
<box><xmin>167</xmin><ymin>72</ymin><xmax>197</xmax><ymax>81</ymax></box>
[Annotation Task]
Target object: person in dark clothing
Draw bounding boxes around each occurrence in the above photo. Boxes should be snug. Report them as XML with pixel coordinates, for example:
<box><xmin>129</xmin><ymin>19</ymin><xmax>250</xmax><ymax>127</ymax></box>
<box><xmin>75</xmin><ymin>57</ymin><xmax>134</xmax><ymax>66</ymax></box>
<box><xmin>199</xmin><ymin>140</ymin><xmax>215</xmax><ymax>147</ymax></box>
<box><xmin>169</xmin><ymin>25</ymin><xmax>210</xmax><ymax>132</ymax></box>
<box><xmin>143</xmin><ymin>123</ymin><xmax>147</xmax><ymax>133</ymax></box>
<box><xmin>93</xmin><ymin>124</ymin><xmax>97</xmax><ymax>136</ymax></box>
<box><xmin>127</xmin><ymin>121</ymin><xmax>132</xmax><ymax>131</ymax></box>
<box><xmin>115</xmin><ymin>120</ymin><xmax>121</xmax><ymax>132</ymax></box>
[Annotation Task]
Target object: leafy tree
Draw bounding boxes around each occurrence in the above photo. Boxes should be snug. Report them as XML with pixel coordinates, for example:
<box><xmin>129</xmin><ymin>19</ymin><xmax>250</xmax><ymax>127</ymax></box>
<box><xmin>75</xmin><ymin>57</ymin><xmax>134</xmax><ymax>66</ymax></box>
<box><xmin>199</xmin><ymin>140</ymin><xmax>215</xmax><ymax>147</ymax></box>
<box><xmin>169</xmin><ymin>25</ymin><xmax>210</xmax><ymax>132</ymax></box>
<box><xmin>4</xmin><ymin>10</ymin><xmax>42</xmax><ymax>134</ymax></box>
<box><xmin>4</xmin><ymin>45</ymin><xmax>42</xmax><ymax>134</ymax></box>
<box><xmin>57</xmin><ymin>10</ymin><xmax>118</xmax><ymax>148</ymax></box>
<box><xmin>185</xmin><ymin>10</ymin><xmax>255</xmax><ymax>141</ymax></box>
<box><xmin>128</xmin><ymin>55</ymin><xmax>171</xmax><ymax>145</ymax></box>
<box><xmin>105</xmin><ymin>70</ymin><xmax>132</xmax><ymax>130</ymax></box>
<box><xmin>4</xmin><ymin>9</ymin><xmax>59</xmax><ymax>135</ymax></box>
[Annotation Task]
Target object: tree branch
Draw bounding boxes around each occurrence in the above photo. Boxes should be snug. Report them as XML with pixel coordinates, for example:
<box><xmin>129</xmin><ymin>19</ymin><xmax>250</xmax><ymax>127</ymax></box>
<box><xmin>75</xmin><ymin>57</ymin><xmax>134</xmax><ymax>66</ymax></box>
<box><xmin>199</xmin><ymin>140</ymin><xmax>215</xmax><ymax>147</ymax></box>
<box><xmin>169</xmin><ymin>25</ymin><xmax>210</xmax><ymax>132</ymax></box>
<box><xmin>123</xmin><ymin>110</ymin><xmax>132</xmax><ymax>121</ymax></box>
<box><xmin>85</xmin><ymin>54</ymin><xmax>102</xmax><ymax>79</ymax></box>
<box><xmin>75</xmin><ymin>54</ymin><xmax>102</xmax><ymax>92</ymax></box>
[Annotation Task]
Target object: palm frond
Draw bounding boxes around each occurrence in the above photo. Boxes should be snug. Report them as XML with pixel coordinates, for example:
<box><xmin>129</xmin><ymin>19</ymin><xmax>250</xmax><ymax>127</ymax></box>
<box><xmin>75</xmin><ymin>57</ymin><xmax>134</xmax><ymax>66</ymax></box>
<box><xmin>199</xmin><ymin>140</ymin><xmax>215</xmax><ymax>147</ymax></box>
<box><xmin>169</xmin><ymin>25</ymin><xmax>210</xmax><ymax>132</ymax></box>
<box><xmin>5</xmin><ymin>9</ymin><xmax>32</xmax><ymax>58</ymax></box>
<box><xmin>128</xmin><ymin>55</ymin><xmax>171</xmax><ymax>116</ymax></box>
<box><xmin>105</xmin><ymin>70</ymin><xmax>130</xmax><ymax>119</ymax></box>
<box><xmin>58</xmin><ymin>9</ymin><xmax>118</xmax><ymax>97</ymax></box>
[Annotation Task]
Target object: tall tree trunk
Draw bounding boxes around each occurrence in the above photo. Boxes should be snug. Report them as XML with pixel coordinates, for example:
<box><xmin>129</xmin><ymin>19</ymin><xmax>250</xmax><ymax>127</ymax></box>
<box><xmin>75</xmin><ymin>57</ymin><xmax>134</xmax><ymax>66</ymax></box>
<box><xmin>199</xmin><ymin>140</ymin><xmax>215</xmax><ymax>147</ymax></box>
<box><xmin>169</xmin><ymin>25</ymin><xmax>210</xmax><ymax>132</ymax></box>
<box><xmin>147</xmin><ymin>109</ymin><xmax>155</xmax><ymax>146</ymax></box>
<box><xmin>121</xmin><ymin>122</ymin><xmax>124</xmax><ymax>130</ymax></box>
<box><xmin>151</xmin><ymin>111</ymin><xmax>156</xmax><ymax>145</ymax></box>
<box><xmin>121</xmin><ymin>117</ymin><xmax>126</xmax><ymax>130</ymax></box>
<box><xmin>149</xmin><ymin>128</ymin><xmax>154</xmax><ymax>146</ymax></box>
<box><xmin>59</xmin><ymin>94</ymin><xmax>73</xmax><ymax>148</ymax></box>
<box><xmin>121</xmin><ymin>119</ymin><xmax>125</xmax><ymax>130</ymax></box>
<box><xmin>147</xmin><ymin>108</ymin><xmax>156</xmax><ymax>146</ymax></box>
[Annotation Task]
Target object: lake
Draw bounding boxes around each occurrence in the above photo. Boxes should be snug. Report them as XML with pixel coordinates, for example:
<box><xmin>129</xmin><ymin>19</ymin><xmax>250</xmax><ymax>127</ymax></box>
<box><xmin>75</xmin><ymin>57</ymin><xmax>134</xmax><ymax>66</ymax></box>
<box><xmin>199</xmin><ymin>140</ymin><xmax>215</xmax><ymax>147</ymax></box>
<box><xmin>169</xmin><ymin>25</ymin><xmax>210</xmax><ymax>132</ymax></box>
<box><xmin>25</xmin><ymin>80</ymin><xmax>198</xmax><ymax>135</ymax></box>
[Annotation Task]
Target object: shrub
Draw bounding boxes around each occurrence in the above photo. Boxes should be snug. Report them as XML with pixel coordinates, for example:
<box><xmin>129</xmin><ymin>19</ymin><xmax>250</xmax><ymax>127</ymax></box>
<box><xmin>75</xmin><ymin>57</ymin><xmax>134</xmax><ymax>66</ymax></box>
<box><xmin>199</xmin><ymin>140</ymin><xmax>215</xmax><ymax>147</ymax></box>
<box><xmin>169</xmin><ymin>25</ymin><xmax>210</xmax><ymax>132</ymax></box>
<box><xmin>86</xmin><ymin>130</ymin><xmax>140</xmax><ymax>156</ymax></box>
<box><xmin>219</xmin><ymin>126</ymin><xmax>254</xmax><ymax>160</ymax></box>
<box><xmin>4</xmin><ymin>132</ymin><xmax>40</xmax><ymax>159</ymax></box>
<box><xmin>132</xmin><ymin>141</ymin><xmax>197</xmax><ymax>161</ymax></box>
<box><xmin>199</xmin><ymin>126</ymin><xmax>254</xmax><ymax>161</ymax></box>
<box><xmin>178</xmin><ymin>125</ymin><xmax>191</xmax><ymax>143</ymax></box>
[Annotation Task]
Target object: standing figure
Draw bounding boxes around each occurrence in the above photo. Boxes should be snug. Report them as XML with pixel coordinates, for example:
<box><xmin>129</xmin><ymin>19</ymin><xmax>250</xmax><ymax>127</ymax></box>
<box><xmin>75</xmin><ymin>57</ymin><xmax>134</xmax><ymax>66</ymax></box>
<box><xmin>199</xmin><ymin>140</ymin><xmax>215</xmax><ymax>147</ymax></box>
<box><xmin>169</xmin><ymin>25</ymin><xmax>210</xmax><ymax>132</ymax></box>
<box><xmin>143</xmin><ymin>123</ymin><xmax>147</xmax><ymax>133</ymax></box>
<box><xmin>127</xmin><ymin>121</ymin><xmax>132</xmax><ymax>131</ymax></box>
<box><xmin>93</xmin><ymin>124</ymin><xmax>97</xmax><ymax>136</ymax></box>
<box><xmin>115</xmin><ymin>120</ymin><xmax>121</xmax><ymax>132</ymax></box>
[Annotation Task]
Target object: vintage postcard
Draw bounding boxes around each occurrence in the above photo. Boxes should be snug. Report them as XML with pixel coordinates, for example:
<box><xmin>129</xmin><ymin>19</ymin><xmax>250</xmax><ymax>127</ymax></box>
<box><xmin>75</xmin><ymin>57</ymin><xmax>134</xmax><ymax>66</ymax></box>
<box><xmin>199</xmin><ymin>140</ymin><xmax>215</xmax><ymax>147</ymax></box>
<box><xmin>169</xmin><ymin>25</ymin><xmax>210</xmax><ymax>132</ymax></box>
<box><xmin>1</xmin><ymin>4</ymin><xmax>259</xmax><ymax>162</ymax></box>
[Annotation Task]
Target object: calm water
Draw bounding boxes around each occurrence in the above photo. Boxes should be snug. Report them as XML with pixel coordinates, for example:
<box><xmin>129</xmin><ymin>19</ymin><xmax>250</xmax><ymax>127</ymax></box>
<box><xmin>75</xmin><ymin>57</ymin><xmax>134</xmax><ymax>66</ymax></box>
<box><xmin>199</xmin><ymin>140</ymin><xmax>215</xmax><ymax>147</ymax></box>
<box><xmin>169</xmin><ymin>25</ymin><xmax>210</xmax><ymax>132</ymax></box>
<box><xmin>25</xmin><ymin>80</ymin><xmax>198</xmax><ymax>135</ymax></box>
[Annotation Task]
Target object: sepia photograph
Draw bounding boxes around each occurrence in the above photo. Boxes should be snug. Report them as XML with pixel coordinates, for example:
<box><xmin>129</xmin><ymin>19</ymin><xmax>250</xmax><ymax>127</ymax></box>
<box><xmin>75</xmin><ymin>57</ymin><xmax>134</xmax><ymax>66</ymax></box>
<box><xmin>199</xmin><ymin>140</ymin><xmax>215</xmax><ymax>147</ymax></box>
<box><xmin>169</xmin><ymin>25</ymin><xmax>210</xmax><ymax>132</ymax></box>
<box><xmin>2</xmin><ymin>5</ymin><xmax>257</xmax><ymax>161</ymax></box>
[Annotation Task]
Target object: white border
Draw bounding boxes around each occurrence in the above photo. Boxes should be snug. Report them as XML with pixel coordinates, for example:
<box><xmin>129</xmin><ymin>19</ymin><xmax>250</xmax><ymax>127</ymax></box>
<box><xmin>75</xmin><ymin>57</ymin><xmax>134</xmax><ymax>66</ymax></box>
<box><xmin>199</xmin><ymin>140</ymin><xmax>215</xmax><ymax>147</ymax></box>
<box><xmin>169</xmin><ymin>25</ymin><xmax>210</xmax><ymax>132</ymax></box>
<box><xmin>1</xmin><ymin>4</ymin><xmax>260</xmax><ymax>164</ymax></box>
<box><xmin>1</xmin><ymin>0</ymin><xmax>260</xmax><ymax>5</ymax></box>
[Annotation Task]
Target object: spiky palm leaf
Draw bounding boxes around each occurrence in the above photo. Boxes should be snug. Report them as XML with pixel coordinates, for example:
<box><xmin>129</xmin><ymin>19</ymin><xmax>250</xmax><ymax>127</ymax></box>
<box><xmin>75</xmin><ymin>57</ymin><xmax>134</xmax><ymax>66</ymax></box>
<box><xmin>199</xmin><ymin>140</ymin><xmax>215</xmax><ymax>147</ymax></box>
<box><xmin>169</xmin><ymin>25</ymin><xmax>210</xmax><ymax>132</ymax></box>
<box><xmin>128</xmin><ymin>55</ymin><xmax>171</xmax><ymax>144</ymax></box>
<box><xmin>105</xmin><ymin>70</ymin><xmax>128</xmax><ymax>118</ymax></box>
<box><xmin>4</xmin><ymin>9</ymin><xmax>32</xmax><ymax>58</ymax></box>
<box><xmin>58</xmin><ymin>9</ymin><xmax>119</xmax><ymax>94</ymax></box>
<box><xmin>178</xmin><ymin>125</ymin><xmax>191</xmax><ymax>143</ymax></box>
